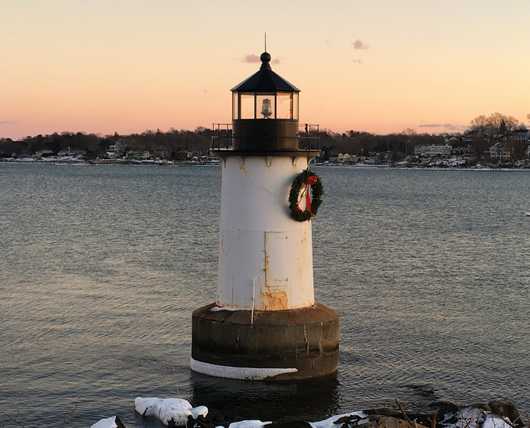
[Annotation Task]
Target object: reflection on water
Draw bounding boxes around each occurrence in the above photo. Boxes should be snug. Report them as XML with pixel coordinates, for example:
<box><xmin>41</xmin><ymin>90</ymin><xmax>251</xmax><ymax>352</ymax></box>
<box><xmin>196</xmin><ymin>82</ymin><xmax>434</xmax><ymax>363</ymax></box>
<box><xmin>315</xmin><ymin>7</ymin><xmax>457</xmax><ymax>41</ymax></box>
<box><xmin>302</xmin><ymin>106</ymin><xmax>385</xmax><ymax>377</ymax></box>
<box><xmin>0</xmin><ymin>163</ymin><xmax>529</xmax><ymax>427</ymax></box>
<box><xmin>191</xmin><ymin>373</ymin><xmax>340</xmax><ymax>425</ymax></box>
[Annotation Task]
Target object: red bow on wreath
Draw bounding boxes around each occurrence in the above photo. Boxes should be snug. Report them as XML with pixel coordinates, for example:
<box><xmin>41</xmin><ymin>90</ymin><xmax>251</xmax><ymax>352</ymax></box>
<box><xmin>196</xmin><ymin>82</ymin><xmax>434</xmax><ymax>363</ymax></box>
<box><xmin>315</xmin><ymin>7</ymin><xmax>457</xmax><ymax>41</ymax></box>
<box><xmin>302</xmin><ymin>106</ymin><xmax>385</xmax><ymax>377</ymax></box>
<box><xmin>303</xmin><ymin>175</ymin><xmax>318</xmax><ymax>213</ymax></box>
<box><xmin>302</xmin><ymin>175</ymin><xmax>318</xmax><ymax>213</ymax></box>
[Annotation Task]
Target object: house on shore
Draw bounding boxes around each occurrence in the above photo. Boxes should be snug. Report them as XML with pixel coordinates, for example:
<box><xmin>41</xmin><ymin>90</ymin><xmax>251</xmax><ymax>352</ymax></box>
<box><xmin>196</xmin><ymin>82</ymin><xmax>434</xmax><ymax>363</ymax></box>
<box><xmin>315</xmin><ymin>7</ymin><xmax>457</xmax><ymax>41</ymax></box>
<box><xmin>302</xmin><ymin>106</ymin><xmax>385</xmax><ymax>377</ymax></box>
<box><xmin>489</xmin><ymin>143</ymin><xmax>512</xmax><ymax>162</ymax></box>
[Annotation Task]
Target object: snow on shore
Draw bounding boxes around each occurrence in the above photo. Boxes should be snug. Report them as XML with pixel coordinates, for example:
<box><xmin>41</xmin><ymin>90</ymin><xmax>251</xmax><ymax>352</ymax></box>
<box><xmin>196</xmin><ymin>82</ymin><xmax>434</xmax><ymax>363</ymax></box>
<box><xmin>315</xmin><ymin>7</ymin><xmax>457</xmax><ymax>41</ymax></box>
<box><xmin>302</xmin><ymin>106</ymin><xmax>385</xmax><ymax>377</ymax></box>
<box><xmin>223</xmin><ymin>421</ymin><xmax>272</xmax><ymax>428</ymax></box>
<box><xmin>90</xmin><ymin>398</ymin><xmax>524</xmax><ymax>428</ymax></box>
<box><xmin>90</xmin><ymin>416</ymin><xmax>124</xmax><ymax>428</ymax></box>
<box><xmin>440</xmin><ymin>406</ymin><xmax>514</xmax><ymax>428</ymax></box>
<box><xmin>309</xmin><ymin>411</ymin><xmax>367</xmax><ymax>428</ymax></box>
<box><xmin>135</xmin><ymin>397</ymin><xmax>208</xmax><ymax>426</ymax></box>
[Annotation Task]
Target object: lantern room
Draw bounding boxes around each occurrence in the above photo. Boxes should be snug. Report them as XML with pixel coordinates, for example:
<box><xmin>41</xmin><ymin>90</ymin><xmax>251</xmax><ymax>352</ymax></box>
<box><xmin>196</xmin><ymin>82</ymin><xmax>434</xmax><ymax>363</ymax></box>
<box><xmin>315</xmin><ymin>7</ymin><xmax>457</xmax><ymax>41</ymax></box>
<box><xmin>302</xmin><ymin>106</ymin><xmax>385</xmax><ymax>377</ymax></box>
<box><xmin>231</xmin><ymin>51</ymin><xmax>300</xmax><ymax>152</ymax></box>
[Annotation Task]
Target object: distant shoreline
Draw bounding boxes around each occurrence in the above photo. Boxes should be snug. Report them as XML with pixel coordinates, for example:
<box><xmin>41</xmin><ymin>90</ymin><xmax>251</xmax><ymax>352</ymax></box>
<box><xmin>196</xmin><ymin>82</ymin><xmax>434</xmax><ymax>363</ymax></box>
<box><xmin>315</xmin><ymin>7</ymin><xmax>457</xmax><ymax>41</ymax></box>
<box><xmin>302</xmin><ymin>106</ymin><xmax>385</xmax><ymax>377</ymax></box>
<box><xmin>3</xmin><ymin>158</ymin><xmax>530</xmax><ymax>171</ymax></box>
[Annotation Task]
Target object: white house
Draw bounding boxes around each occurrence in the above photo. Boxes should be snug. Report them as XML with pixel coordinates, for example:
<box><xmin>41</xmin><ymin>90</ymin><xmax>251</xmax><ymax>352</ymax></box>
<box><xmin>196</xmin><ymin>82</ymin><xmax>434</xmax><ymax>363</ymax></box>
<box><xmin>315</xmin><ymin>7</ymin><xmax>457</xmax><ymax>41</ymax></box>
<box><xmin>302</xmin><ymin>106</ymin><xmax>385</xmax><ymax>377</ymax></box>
<box><xmin>337</xmin><ymin>153</ymin><xmax>358</xmax><ymax>163</ymax></box>
<box><xmin>489</xmin><ymin>143</ymin><xmax>511</xmax><ymax>161</ymax></box>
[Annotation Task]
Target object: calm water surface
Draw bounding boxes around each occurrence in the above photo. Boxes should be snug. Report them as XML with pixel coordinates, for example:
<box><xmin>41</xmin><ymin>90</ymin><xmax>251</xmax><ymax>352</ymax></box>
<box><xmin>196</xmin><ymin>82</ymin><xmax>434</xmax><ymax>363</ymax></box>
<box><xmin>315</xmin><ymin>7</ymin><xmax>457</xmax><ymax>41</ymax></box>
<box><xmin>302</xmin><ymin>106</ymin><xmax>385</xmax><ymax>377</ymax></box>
<box><xmin>0</xmin><ymin>164</ymin><xmax>529</xmax><ymax>427</ymax></box>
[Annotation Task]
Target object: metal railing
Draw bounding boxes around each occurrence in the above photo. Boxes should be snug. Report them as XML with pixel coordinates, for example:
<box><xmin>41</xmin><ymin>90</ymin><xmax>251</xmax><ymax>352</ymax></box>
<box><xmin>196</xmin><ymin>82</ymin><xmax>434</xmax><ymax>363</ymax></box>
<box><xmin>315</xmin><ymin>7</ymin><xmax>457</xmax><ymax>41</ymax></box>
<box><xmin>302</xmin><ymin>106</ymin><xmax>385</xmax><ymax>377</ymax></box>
<box><xmin>210</xmin><ymin>122</ymin><xmax>321</xmax><ymax>151</ymax></box>
<box><xmin>299</xmin><ymin>123</ymin><xmax>320</xmax><ymax>151</ymax></box>
<box><xmin>210</xmin><ymin>123</ymin><xmax>233</xmax><ymax>150</ymax></box>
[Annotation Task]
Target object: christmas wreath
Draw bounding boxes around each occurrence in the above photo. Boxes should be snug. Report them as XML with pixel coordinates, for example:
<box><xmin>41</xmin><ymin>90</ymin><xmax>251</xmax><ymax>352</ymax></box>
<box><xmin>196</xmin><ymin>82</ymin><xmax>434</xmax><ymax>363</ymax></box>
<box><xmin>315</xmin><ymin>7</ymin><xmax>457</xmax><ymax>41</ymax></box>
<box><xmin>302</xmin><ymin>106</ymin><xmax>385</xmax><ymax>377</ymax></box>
<box><xmin>288</xmin><ymin>169</ymin><xmax>323</xmax><ymax>221</ymax></box>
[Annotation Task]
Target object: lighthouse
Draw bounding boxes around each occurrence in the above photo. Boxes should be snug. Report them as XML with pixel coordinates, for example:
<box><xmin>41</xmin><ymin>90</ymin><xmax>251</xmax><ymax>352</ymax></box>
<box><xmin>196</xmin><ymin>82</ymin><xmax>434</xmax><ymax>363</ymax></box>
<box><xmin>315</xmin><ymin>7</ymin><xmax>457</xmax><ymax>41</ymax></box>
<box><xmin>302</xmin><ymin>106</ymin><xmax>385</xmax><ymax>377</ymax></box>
<box><xmin>191</xmin><ymin>51</ymin><xmax>339</xmax><ymax>381</ymax></box>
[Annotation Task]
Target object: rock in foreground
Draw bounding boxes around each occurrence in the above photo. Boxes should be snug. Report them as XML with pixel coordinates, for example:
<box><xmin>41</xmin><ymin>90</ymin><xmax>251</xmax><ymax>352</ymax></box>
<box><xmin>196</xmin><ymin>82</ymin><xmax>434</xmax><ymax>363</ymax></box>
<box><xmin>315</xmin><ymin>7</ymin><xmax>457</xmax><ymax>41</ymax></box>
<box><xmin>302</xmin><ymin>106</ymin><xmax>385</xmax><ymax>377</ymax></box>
<box><xmin>135</xmin><ymin>397</ymin><xmax>208</xmax><ymax>426</ymax></box>
<box><xmin>90</xmin><ymin>416</ymin><xmax>126</xmax><ymax>428</ymax></box>
<box><xmin>92</xmin><ymin>398</ymin><xmax>527</xmax><ymax>428</ymax></box>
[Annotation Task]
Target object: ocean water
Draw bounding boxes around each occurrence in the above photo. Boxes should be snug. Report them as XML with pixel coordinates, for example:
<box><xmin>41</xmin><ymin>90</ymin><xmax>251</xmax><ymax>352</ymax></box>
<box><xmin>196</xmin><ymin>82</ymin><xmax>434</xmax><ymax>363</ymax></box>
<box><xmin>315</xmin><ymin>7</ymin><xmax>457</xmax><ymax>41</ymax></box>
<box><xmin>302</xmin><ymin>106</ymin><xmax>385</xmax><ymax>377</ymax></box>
<box><xmin>0</xmin><ymin>163</ymin><xmax>528</xmax><ymax>427</ymax></box>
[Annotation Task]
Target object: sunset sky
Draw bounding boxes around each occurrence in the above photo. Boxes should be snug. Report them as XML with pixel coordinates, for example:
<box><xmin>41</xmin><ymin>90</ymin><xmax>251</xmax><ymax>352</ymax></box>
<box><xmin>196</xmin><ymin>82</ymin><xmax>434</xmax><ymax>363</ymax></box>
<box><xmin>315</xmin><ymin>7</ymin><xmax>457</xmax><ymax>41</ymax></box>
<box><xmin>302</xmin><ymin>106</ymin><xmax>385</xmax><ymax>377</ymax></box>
<box><xmin>1</xmin><ymin>0</ymin><xmax>530</xmax><ymax>139</ymax></box>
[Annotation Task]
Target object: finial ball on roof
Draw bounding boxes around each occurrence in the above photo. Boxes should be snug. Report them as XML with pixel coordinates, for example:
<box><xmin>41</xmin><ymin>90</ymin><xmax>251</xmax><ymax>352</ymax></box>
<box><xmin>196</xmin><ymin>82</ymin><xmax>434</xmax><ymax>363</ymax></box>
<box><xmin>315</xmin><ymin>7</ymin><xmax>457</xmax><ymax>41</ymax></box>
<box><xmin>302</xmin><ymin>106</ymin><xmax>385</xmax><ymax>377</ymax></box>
<box><xmin>260</xmin><ymin>52</ymin><xmax>271</xmax><ymax>63</ymax></box>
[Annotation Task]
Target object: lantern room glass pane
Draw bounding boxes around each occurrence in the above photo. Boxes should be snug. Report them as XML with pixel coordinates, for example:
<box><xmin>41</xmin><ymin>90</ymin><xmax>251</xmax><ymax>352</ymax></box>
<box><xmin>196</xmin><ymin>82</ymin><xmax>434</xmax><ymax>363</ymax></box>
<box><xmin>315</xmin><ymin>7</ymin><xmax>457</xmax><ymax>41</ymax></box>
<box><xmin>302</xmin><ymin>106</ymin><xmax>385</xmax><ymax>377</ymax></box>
<box><xmin>232</xmin><ymin>93</ymin><xmax>239</xmax><ymax>119</ymax></box>
<box><xmin>256</xmin><ymin>94</ymin><xmax>275</xmax><ymax>119</ymax></box>
<box><xmin>240</xmin><ymin>94</ymin><xmax>255</xmax><ymax>119</ymax></box>
<box><xmin>293</xmin><ymin>93</ymin><xmax>299</xmax><ymax>120</ymax></box>
<box><xmin>277</xmin><ymin>93</ymin><xmax>292</xmax><ymax>119</ymax></box>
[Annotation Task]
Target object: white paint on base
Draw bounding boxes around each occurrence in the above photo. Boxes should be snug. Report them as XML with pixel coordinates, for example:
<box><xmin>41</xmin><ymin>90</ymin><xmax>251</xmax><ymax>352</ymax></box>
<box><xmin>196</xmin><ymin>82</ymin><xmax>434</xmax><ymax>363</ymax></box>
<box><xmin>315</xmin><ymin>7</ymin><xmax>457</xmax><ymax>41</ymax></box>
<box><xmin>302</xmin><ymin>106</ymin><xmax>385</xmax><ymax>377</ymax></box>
<box><xmin>209</xmin><ymin>305</ymin><xmax>240</xmax><ymax>312</ymax></box>
<box><xmin>190</xmin><ymin>357</ymin><xmax>297</xmax><ymax>380</ymax></box>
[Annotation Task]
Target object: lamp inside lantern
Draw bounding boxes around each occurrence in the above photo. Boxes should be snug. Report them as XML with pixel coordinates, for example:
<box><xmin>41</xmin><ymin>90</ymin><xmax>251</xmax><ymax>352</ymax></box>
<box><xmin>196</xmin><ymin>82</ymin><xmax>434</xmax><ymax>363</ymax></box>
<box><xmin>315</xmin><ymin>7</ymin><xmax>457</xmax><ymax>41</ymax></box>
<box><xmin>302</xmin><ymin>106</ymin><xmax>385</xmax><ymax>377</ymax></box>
<box><xmin>261</xmin><ymin>98</ymin><xmax>272</xmax><ymax>119</ymax></box>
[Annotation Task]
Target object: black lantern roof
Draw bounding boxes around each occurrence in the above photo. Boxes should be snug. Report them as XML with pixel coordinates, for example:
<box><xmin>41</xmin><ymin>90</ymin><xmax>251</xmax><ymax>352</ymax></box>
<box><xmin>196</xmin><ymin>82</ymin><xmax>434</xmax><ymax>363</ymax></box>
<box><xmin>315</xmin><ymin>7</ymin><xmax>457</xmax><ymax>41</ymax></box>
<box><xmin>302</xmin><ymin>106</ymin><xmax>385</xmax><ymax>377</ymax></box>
<box><xmin>231</xmin><ymin>52</ymin><xmax>300</xmax><ymax>93</ymax></box>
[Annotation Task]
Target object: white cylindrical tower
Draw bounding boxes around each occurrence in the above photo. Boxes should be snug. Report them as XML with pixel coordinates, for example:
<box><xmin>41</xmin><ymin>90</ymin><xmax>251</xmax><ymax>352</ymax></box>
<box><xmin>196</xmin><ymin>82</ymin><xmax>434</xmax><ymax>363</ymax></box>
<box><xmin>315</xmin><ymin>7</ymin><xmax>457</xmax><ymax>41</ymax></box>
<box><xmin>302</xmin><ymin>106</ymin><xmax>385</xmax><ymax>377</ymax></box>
<box><xmin>217</xmin><ymin>155</ymin><xmax>314</xmax><ymax>311</ymax></box>
<box><xmin>191</xmin><ymin>51</ymin><xmax>339</xmax><ymax>381</ymax></box>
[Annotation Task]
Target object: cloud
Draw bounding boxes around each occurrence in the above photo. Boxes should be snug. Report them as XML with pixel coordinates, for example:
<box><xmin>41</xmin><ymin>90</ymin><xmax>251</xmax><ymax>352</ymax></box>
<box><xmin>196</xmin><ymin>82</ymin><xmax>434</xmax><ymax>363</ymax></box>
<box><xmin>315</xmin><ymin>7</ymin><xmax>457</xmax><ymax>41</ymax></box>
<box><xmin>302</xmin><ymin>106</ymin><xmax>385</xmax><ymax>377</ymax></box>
<box><xmin>242</xmin><ymin>54</ymin><xmax>280</xmax><ymax>64</ymax></box>
<box><xmin>418</xmin><ymin>123</ymin><xmax>466</xmax><ymax>131</ymax></box>
<box><xmin>418</xmin><ymin>123</ymin><xmax>452</xmax><ymax>128</ymax></box>
<box><xmin>243</xmin><ymin>54</ymin><xmax>260</xmax><ymax>63</ymax></box>
<box><xmin>0</xmin><ymin>120</ymin><xmax>15</xmax><ymax>126</ymax></box>
<box><xmin>353</xmin><ymin>39</ymin><xmax>369</xmax><ymax>50</ymax></box>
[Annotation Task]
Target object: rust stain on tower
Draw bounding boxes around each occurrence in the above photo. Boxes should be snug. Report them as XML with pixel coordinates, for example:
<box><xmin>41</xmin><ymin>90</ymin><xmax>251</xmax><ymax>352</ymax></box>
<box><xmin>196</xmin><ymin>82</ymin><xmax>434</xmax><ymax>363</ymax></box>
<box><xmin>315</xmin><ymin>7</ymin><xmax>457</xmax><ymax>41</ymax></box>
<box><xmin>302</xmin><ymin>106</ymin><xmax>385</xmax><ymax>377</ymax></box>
<box><xmin>261</xmin><ymin>287</ymin><xmax>288</xmax><ymax>310</ymax></box>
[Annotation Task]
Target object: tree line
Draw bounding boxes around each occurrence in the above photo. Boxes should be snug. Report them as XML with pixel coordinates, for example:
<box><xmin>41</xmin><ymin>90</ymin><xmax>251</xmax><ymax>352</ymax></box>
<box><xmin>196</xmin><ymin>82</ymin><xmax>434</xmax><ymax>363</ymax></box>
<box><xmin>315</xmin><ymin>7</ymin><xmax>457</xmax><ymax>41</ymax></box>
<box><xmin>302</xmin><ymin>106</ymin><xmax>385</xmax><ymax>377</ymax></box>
<box><xmin>0</xmin><ymin>128</ymin><xmax>445</xmax><ymax>160</ymax></box>
<box><xmin>0</xmin><ymin>113</ymin><xmax>526</xmax><ymax>161</ymax></box>
<box><xmin>0</xmin><ymin>128</ymin><xmax>211</xmax><ymax>160</ymax></box>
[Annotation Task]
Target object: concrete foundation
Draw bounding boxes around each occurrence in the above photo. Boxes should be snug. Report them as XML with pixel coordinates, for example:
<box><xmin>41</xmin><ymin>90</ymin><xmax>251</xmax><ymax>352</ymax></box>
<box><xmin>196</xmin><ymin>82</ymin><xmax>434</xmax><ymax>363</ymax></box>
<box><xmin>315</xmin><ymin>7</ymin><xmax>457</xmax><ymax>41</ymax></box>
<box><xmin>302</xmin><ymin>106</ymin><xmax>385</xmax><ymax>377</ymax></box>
<box><xmin>191</xmin><ymin>303</ymin><xmax>339</xmax><ymax>381</ymax></box>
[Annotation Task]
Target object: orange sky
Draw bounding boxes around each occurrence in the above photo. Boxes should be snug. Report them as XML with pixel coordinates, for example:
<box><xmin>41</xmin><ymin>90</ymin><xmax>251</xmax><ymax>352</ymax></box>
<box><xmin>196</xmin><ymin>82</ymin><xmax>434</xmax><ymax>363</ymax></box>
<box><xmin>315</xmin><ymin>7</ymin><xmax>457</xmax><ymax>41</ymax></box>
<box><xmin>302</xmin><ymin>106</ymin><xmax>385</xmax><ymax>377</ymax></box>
<box><xmin>1</xmin><ymin>0</ymin><xmax>529</xmax><ymax>139</ymax></box>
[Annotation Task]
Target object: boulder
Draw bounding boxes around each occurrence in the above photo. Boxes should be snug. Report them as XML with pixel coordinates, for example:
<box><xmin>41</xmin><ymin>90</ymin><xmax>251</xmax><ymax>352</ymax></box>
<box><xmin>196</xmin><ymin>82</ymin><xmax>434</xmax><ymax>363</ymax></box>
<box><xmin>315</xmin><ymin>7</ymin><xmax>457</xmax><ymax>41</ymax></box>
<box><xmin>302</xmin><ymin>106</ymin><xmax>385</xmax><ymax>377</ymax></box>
<box><xmin>488</xmin><ymin>400</ymin><xmax>523</xmax><ymax>427</ymax></box>
<box><xmin>366</xmin><ymin>416</ymin><xmax>430</xmax><ymax>428</ymax></box>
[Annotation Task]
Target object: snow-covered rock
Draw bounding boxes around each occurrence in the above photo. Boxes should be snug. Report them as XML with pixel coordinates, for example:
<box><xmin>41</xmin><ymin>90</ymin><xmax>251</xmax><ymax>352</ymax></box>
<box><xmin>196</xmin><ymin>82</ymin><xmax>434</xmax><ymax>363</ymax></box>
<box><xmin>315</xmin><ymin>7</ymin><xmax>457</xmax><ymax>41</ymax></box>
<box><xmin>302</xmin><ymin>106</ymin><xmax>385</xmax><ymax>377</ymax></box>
<box><xmin>309</xmin><ymin>411</ymin><xmax>367</xmax><ymax>428</ymax></box>
<box><xmin>440</xmin><ymin>406</ymin><xmax>485</xmax><ymax>428</ymax></box>
<box><xmin>135</xmin><ymin>397</ymin><xmax>208</xmax><ymax>426</ymax></box>
<box><xmin>225</xmin><ymin>421</ymin><xmax>272</xmax><ymax>428</ymax></box>
<box><xmin>439</xmin><ymin>406</ymin><xmax>514</xmax><ymax>428</ymax></box>
<box><xmin>488</xmin><ymin>399</ymin><xmax>522</xmax><ymax>427</ymax></box>
<box><xmin>215</xmin><ymin>411</ymin><xmax>367</xmax><ymax>428</ymax></box>
<box><xmin>90</xmin><ymin>416</ymin><xmax>125</xmax><ymax>428</ymax></box>
<box><xmin>482</xmin><ymin>414</ymin><xmax>513</xmax><ymax>428</ymax></box>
